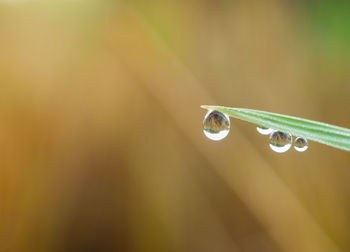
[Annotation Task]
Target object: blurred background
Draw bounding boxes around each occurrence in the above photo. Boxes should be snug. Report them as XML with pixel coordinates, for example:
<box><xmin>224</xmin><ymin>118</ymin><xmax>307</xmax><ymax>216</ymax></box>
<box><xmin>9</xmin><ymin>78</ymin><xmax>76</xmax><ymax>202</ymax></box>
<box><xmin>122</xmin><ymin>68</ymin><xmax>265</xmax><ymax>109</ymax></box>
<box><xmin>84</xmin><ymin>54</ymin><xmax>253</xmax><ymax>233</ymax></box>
<box><xmin>1</xmin><ymin>0</ymin><xmax>350</xmax><ymax>251</ymax></box>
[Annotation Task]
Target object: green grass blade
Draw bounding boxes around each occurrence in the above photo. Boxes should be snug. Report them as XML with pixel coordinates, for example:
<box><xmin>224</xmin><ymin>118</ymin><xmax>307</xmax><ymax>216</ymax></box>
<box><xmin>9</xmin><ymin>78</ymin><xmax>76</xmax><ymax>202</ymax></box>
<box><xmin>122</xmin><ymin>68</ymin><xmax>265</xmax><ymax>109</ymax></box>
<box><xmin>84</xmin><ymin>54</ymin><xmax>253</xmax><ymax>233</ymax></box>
<box><xmin>201</xmin><ymin>105</ymin><xmax>350</xmax><ymax>151</ymax></box>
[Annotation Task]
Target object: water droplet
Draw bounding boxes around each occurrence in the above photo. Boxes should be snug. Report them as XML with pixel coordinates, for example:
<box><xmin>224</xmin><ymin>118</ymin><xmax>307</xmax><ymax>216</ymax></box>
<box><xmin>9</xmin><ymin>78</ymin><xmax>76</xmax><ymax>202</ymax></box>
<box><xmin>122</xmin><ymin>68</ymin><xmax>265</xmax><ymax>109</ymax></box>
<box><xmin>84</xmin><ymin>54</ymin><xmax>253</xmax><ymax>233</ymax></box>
<box><xmin>203</xmin><ymin>110</ymin><xmax>230</xmax><ymax>141</ymax></box>
<box><xmin>294</xmin><ymin>137</ymin><xmax>308</xmax><ymax>152</ymax></box>
<box><xmin>257</xmin><ymin>125</ymin><xmax>273</xmax><ymax>135</ymax></box>
<box><xmin>269</xmin><ymin>131</ymin><xmax>292</xmax><ymax>153</ymax></box>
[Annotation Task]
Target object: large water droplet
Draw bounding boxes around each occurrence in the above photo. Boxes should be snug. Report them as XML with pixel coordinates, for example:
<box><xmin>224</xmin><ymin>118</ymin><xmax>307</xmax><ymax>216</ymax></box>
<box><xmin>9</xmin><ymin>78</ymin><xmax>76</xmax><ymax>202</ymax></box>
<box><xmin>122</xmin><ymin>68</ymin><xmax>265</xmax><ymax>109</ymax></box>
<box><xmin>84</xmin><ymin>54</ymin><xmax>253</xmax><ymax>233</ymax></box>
<box><xmin>257</xmin><ymin>125</ymin><xmax>273</xmax><ymax>135</ymax></box>
<box><xmin>269</xmin><ymin>131</ymin><xmax>292</xmax><ymax>153</ymax></box>
<box><xmin>294</xmin><ymin>137</ymin><xmax>308</xmax><ymax>152</ymax></box>
<box><xmin>203</xmin><ymin>110</ymin><xmax>230</xmax><ymax>141</ymax></box>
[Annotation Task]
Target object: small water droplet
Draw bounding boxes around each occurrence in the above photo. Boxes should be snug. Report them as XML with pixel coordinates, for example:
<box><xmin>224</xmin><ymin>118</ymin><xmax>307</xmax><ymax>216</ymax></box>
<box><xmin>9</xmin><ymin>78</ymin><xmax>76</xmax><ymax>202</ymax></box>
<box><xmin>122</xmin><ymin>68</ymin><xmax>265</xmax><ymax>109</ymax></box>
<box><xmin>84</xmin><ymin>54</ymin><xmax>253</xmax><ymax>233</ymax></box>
<box><xmin>257</xmin><ymin>125</ymin><xmax>273</xmax><ymax>135</ymax></box>
<box><xmin>203</xmin><ymin>110</ymin><xmax>230</xmax><ymax>141</ymax></box>
<box><xmin>269</xmin><ymin>131</ymin><xmax>292</xmax><ymax>153</ymax></box>
<box><xmin>294</xmin><ymin>137</ymin><xmax>308</xmax><ymax>152</ymax></box>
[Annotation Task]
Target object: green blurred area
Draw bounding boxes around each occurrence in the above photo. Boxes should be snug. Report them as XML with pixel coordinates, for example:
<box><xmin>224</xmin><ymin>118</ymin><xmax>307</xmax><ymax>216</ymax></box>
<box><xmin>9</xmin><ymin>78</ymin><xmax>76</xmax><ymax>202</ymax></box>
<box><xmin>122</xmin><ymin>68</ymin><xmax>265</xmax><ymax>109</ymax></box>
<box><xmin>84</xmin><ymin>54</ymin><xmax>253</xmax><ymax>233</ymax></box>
<box><xmin>0</xmin><ymin>0</ymin><xmax>350</xmax><ymax>251</ymax></box>
<box><xmin>306</xmin><ymin>1</ymin><xmax>350</xmax><ymax>57</ymax></box>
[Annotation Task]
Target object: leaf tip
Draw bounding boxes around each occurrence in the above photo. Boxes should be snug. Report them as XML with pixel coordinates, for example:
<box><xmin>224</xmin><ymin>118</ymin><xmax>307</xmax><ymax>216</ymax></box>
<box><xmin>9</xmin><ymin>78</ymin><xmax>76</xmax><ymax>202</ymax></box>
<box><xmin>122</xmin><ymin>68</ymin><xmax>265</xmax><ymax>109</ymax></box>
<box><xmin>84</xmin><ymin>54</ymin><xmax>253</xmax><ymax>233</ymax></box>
<box><xmin>200</xmin><ymin>105</ymin><xmax>213</xmax><ymax>110</ymax></box>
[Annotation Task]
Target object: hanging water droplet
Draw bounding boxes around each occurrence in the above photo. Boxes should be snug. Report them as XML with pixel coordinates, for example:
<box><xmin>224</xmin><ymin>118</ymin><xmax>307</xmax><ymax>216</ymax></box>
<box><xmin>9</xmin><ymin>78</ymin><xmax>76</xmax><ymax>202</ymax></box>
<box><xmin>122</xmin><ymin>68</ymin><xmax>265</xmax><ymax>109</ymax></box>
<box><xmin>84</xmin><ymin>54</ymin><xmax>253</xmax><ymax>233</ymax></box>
<box><xmin>203</xmin><ymin>110</ymin><xmax>230</xmax><ymax>141</ymax></box>
<box><xmin>257</xmin><ymin>125</ymin><xmax>273</xmax><ymax>135</ymax></box>
<box><xmin>294</xmin><ymin>137</ymin><xmax>308</xmax><ymax>152</ymax></box>
<box><xmin>269</xmin><ymin>131</ymin><xmax>292</xmax><ymax>153</ymax></box>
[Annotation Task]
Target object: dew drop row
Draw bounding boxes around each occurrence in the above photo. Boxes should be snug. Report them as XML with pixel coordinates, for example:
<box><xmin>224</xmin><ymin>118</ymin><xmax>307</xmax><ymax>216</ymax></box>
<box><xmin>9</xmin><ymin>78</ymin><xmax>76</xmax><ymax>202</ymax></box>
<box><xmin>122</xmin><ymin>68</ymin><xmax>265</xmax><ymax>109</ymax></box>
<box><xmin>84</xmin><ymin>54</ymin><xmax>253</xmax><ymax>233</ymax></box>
<box><xmin>203</xmin><ymin>110</ymin><xmax>309</xmax><ymax>153</ymax></box>
<box><xmin>257</xmin><ymin>126</ymin><xmax>308</xmax><ymax>153</ymax></box>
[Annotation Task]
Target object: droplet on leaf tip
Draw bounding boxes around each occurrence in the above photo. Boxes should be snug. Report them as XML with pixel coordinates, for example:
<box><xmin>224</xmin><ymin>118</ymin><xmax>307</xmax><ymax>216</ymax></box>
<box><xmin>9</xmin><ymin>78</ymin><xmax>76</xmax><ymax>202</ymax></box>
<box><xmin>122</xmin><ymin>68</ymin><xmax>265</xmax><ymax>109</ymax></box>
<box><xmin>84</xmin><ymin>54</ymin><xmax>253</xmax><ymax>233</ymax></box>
<box><xmin>203</xmin><ymin>110</ymin><xmax>230</xmax><ymax>141</ymax></box>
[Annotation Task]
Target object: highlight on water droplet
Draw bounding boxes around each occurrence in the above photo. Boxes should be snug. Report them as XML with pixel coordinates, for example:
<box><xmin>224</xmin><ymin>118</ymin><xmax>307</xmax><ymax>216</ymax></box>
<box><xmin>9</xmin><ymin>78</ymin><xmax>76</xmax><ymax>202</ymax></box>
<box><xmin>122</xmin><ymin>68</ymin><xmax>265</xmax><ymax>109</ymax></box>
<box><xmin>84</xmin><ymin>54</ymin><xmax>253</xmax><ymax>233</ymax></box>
<box><xmin>294</xmin><ymin>137</ymin><xmax>308</xmax><ymax>152</ymax></box>
<box><xmin>256</xmin><ymin>125</ymin><xmax>273</xmax><ymax>135</ymax></box>
<box><xmin>269</xmin><ymin>131</ymin><xmax>292</xmax><ymax>153</ymax></box>
<box><xmin>203</xmin><ymin>110</ymin><xmax>230</xmax><ymax>141</ymax></box>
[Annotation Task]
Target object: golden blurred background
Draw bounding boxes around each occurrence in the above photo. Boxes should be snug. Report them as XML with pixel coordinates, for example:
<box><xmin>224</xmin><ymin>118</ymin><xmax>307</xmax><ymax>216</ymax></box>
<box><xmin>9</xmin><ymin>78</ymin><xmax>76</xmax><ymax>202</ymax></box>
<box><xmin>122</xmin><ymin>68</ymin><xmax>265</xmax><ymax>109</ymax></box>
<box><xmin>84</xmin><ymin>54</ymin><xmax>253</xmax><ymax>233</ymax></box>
<box><xmin>1</xmin><ymin>0</ymin><xmax>350</xmax><ymax>251</ymax></box>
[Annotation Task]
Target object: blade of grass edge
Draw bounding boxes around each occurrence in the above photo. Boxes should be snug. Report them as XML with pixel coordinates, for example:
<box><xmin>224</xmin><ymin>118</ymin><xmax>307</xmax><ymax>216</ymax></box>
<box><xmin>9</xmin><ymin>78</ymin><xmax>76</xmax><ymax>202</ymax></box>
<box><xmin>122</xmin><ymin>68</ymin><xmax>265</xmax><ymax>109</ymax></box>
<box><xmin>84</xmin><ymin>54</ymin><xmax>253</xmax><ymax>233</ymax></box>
<box><xmin>201</xmin><ymin>105</ymin><xmax>350</xmax><ymax>152</ymax></box>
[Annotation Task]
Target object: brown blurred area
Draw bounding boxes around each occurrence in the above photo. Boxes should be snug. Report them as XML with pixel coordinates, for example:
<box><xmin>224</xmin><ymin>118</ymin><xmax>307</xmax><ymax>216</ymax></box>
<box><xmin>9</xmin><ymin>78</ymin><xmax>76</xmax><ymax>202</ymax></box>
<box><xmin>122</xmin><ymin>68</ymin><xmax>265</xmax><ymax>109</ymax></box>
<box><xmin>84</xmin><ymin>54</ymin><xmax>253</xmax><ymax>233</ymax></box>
<box><xmin>1</xmin><ymin>0</ymin><xmax>350</xmax><ymax>251</ymax></box>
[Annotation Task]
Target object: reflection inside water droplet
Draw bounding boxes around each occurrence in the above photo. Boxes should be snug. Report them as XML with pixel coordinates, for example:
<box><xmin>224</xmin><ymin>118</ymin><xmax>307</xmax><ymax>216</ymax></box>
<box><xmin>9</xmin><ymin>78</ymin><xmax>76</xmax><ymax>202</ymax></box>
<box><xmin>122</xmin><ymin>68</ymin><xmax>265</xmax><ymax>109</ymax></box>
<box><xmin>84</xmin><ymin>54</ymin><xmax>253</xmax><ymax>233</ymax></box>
<box><xmin>294</xmin><ymin>137</ymin><xmax>308</xmax><ymax>152</ymax></box>
<box><xmin>269</xmin><ymin>131</ymin><xmax>292</xmax><ymax>153</ymax></box>
<box><xmin>257</xmin><ymin>125</ymin><xmax>273</xmax><ymax>135</ymax></box>
<box><xmin>203</xmin><ymin>110</ymin><xmax>230</xmax><ymax>141</ymax></box>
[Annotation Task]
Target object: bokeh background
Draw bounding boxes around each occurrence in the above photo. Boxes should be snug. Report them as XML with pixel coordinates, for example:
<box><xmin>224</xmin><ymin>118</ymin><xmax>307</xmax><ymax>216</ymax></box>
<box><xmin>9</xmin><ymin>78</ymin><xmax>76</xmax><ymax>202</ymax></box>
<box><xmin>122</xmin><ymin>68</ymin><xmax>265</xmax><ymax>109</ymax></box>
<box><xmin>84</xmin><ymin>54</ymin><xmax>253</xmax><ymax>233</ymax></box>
<box><xmin>1</xmin><ymin>0</ymin><xmax>350</xmax><ymax>251</ymax></box>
